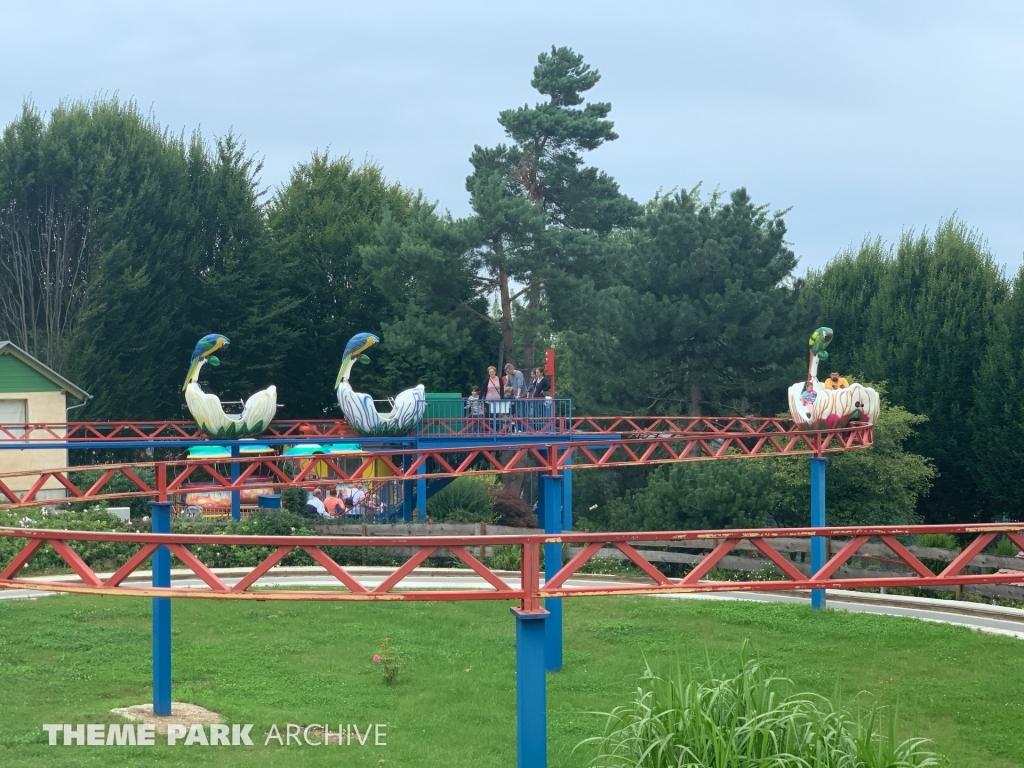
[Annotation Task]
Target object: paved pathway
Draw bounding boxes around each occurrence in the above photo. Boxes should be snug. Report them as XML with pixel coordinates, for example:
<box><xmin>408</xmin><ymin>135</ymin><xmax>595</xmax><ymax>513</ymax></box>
<box><xmin>3</xmin><ymin>568</ymin><xmax>1023</xmax><ymax>639</ymax></box>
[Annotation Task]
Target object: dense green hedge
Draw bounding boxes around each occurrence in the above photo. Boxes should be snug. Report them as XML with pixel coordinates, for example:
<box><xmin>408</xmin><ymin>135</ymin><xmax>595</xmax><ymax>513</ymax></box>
<box><xmin>0</xmin><ymin>506</ymin><xmax>407</xmax><ymax>575</ymax></box>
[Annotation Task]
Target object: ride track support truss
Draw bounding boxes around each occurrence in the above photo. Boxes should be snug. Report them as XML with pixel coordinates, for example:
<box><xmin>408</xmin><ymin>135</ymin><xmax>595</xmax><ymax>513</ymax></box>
<box><xmin>2</xmin><ymin>523</ymin><xmax>1023</xmax><ymax>607</ymax></box>
<box><xmin>0</xmin><ymin>423</ymin><xmax>872</xmax><ymax>509</ymax></box>
<box><xmin>0</xmin><ymin>419</ymin><xmax>357</xmax><ymax>442</ymax></box>
<box><xmin>0</xmin><ymin>415</ymin><xmax>861</xmax><ymax>443</ymax></box>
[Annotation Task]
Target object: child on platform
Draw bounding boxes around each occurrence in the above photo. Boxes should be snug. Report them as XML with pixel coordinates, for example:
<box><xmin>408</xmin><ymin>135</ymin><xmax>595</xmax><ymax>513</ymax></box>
<box><xmin>467</xmin><ymin>386</ymin><xmax>484</xmax><ymax>416</ymax></box>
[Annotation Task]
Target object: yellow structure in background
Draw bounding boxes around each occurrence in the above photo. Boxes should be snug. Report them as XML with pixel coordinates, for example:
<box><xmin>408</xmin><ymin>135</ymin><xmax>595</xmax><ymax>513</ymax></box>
<box><xmin>303</xmin><ymin>454</ymin><xmax>391</xmax><ymax>479</ymax></box>
<box><xmin>0</xmin><ymin>341</ymin><xmax>90</xmax><ymax>500</ymax></box>
<box><xmin>363</xmin><ymin>458</ymin><xmax>394</xmax><ymax>478</ymax></box>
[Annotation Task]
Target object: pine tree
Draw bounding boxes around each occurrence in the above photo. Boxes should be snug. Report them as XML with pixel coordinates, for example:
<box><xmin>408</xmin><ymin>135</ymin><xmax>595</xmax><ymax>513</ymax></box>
<box><xmin>361</xmin><ymin>198</ymin><xmax>499</xmax><ymax>394</ymax></box>
<box><xmin>466</xmin><ymin>46</ymin><xmax>637</xmax><ymax>369</ymax></box>
<box><xmin>563</xmin><ymin>187</ymin><xmax>808</xmax><ymax>416</ymax></box>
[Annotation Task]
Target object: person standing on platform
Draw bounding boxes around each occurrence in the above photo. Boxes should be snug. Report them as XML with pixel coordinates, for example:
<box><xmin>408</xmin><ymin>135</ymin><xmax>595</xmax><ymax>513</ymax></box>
<box><xmin>467</xmin><ymin>385</ymin><xmax>484</xmax><ymax>433</ymax></box>
<box><xmin>483</xmin><ymin>366</ymin><xmax>503</xmax><ymax>432</ymax></box>
<box><xmin>501</xmin><ymin>384</ymin><xmax>515</xmax><ymax>432</ymax></box>
<box><xmin>504</xmin><ymin>363</ymin><xmax>525</xmax><ymax>432</ymax></box>
<box><xmin>526</xmin><ymin>367</ymin><xmax>552</xmax><ymax>431</ymax></box>
<box><xmin>483</xmin><ymin>366</ymin><xmax>502</xmax><ymax>400</ymax></box>
<box><xmin>504</xmin><ymin>363</ymin><xmax>525</xmax><ymax>398</ymax></box>
<box><xmin>526</xmin><ymin>367</ymin><xmax>550</xmax><ymax>398</ymax></box>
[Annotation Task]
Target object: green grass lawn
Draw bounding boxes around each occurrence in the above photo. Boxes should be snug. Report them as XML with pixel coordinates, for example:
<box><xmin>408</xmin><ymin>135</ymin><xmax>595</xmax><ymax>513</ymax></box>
<box><xmin>1</xmin><ymin>593</ymin><xmax>1022</xmax><ymax>767</ymax></box>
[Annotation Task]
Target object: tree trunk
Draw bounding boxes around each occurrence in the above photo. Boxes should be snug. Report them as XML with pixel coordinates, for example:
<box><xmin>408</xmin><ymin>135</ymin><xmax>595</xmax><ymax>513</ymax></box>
<box><xmin>501</xmin><ymin>451</ymin><xmax>527</xmax><ymax>497</ymax></box>
<box><xmin>522</xmin><ymin>284</ymin><xmax>541</xmax><ymax>370</ymax></box>
<box><xmin>688</xmin><ymin>382</ymin><xmax>702</xmax><ymax>417</ymax></box>
<box><xmin>497</xmin><ymin>261</ymin><xmax>516</xmax><ymax>366</ymax></box>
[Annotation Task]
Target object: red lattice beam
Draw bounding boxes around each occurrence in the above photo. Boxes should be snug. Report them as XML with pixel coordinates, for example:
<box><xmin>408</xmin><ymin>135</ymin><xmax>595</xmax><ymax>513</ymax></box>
<box><xmin>3</xmin><ymin>523</ymin><xmax>1020</xmax><ymax>609</ymax></box>
<box><xmin>0</xmin><ymin>424</ymin><xmax>874</xmax><ymax>510</ymax></box>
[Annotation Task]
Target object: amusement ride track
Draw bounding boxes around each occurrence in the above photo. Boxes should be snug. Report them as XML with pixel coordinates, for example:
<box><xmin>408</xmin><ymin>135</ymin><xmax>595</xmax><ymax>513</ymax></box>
<box><xmin>0</xmin><ymin>415</ymin><xmax>872</xmax><ymax>508</ymax></box>
<box><xmin>2</xmin><ymin>414</ymin><xmax>1022</xmax><ymax>768</ymax></box>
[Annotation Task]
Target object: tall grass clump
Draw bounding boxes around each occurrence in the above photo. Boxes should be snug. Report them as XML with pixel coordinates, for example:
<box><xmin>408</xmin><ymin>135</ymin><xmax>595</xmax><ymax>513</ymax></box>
<box><xmin>580</xmin><ymin>647</ymin><xmax>946</xmax><ymax>767</ymax></box>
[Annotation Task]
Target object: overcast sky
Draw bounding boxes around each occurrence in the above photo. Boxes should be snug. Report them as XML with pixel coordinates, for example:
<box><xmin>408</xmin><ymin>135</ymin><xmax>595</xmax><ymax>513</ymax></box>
<box><xmin>3</xmin><ymin>1</ymin><xmax>1022</xmax><ymax>276</ymax></box>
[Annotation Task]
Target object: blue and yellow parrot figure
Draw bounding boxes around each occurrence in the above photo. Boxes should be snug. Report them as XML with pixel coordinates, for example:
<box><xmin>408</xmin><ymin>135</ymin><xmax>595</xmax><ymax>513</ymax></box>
<box><xmin>334</xmin><ymin>333</ymin><xmax>379</xmax><ymax>389</ymax></box>
<box><xmin>183</xmin><ymin>333</ymin><xmax>277</xmax><ymax>438</ymax></box>
<box><xmin>183</xmin><ymin>334</ymin><xmax>230</xmax><ymax>391</ymax></box>
<box><xmin>334</xmin><ymin>332</ymin><xmax>426</xmax><ymax>437</ymax></box>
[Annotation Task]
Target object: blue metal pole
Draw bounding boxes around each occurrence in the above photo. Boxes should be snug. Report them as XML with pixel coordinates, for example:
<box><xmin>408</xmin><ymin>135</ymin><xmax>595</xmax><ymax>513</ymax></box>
<box><xmin>416</xmin><ymin>454</ymin><xmax>427</xmax><ymax>522</ymax></box>
<box><xmin>150</xmin><ymin>500</ymin><xmax>173</xmax><ymax>716</ymax></box>
<box><xmin>810</xmin><ymin>456</ymin><xmax>826</xmax><ymax>611</ymax></box>
<box><xmin>562</xmin><ymin>468</ymin><xmax>572</xmax><ymax>532</ymax></box>
<box><xmin>230</xmin><ymin>444</ymin><xmax>241</xmax><ymax>521</ymax></box>
<box><xmin>540</xmin><ymin>474</ymin><xmax>563</xmax><ymax>672</ymax></box>
<box><xmin>512</xmin><ymin>607</ymin><xmax>548</xmax><ymax>768</ymax></box>
<box><xmin>402</xmin><ymin>454</ymin><xmax>413</xmax><ymax>523</ymax></box>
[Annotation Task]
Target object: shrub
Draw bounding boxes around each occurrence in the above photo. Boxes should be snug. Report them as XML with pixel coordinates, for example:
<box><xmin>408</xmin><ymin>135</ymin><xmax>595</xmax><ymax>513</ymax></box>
<box><xmin>0</xmin><ymin>506</ymin><xmax>138</xmax><ymax>574</ymax></box>
<box><xmin>916</xmin><ymin>533</ymin><xmax>958</xmax><ymax>551</ymax></box>
<box><xmin>488</xmin><ymin>545</ymin><xmax>521</xmax><ymax>571</ymax></box>
<box><xmin>428</xmin><ymin>477</ymin><xmax>495</xmax><ymax>523</ymax></box>
<box><xmin>581</xmin><ymin>647</ymin><xmax>946</xmax><ymax>767</ymax></box>
<box><xmin>68</xmin><ymin>467</ymin><xmax>156</xmax><ymax>521</ymax></box>
<box><xmin>281</xmin><ymin>487</ymin><xmax>307</xmax><ymax>517</ymax></box>
<box><xmin>373</xmin><ymin>637</ymin><xmax>406</xmax><ymax>684</ymax></box>
<box><xmin>0</xmin><ymin>507</ymin><xmax>324</xmax><ymax>575</ymax></box>
<box><xmin>993</xmin><ymin>536</ymin><xmax>1020</xmax><ymax>558</ymax></box>
<box><xmin>491</xmin><ymin>487</ymin><xmax>537</xmax><ymax>528</ymax></box>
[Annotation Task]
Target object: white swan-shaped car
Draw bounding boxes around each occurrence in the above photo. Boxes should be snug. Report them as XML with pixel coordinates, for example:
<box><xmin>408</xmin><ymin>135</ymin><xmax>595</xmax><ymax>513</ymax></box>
<box><xmin>184</xmin><ymin>334</ymin><xmax>277</xmax><ymax>438</ymax></box>
<box><xmin>788</xmin><ymin>327</ymin><xmax>879</xmax><ymax>428</ymax></box>
<box><xmin>334</xmin><ymin>333</ymin><xmax>425</xmax><ymax>437</ymax></box>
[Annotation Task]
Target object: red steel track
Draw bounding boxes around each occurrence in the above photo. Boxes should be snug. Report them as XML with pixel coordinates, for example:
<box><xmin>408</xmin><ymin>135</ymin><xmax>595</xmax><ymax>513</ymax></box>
<box><xmin>0</xmin><ymin>422</ymin><xmax>872</xmax><ymax>509</ymax></box>
<box><xmin>2</xmin><ymin>523</ymin><xmax>1022</xmax><ymax>610</ymax></box>
<box><xmin>1</xmin><ymin>416</ymin><xmax>860</xmax><ymax>442</ymax></box>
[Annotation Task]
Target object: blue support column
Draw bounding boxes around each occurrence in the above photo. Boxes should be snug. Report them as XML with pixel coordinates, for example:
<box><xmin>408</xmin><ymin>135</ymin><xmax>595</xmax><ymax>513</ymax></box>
<box><xmin>402</xmin><ymin>454</ymin><xmax>413</xmax><ymax>523</ymax></box>
<box><xmin>230</xmin><ymin>444</ymin><xmax>241</xmax><ymax>521</ymax></box>
<box><xmin>150</xmin><ymin>500</ymin><xmax>173</xmax><ymax>716</ymax></box>
<box><xmin>540</xmin><ymin>474</ymin><xmax>563</xmax><ymax>672</ymax></box>
<box><xmin>562</xmin><ymin>468</ymin><xmax>572</xmax><ymax>532</ymax></box>
<box><xmin>810</xmin><ymin>456</ymin><xmax>826</xmax><ymax>611</ymax></box>
<box><xmin>416</xmin><ymin>457</ymin><xmax>427</xmax><ymax>522</ymax></box>
<box><xmin>512</xmin><ymin>608</ymin><xmax>548</xmax><ymax>768</ymax></box>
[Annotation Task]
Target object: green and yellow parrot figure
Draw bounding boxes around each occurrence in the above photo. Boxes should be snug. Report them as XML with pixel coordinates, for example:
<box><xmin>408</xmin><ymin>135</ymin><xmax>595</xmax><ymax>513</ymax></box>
<box><xmin>807</xmin><ymin>326</ymin><xmax>833</xmax><ymax>374</ymax></box>
<box><xmin>335</xmin><ymin>332</ymin><xmax>426</xmax><ymax>436</ymax></box>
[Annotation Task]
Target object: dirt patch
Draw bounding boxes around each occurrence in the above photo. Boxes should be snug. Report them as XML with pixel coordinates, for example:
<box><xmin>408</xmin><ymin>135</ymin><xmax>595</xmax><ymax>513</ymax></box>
<box><xmin>111</xmin><ymin>702</ymin><xmax>224</xmax><ymax>735</ymax></box>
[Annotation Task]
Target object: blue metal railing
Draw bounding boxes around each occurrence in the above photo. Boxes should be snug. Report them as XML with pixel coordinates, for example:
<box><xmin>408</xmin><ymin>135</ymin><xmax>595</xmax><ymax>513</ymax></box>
<box><xmin>415</xmin><ymin>398</ymin><xmax>573</xmax><ymax>441</ymax></box>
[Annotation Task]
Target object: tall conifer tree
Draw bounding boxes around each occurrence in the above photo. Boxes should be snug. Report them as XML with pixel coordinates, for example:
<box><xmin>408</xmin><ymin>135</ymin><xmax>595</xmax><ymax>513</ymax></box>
<box><xmin>809</xmin><ymin>219</ymin><xmax>1008</xmax><ymax>523</ymax></box>
<box><xmin>970</xmin><ymin>264</ymin><xmax>1024</xmax><ymax>518</ymax></box>
<box><xmin>466</xmin><ymin>46</ymin><xmax>636</xmax><ymax>368</ymax></box>
<box><xmin>562</xmin><ymin>187</ymin><xmax>808</xmax><ymax>416</ymax></box>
